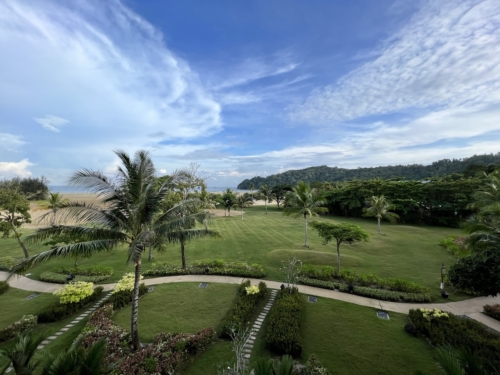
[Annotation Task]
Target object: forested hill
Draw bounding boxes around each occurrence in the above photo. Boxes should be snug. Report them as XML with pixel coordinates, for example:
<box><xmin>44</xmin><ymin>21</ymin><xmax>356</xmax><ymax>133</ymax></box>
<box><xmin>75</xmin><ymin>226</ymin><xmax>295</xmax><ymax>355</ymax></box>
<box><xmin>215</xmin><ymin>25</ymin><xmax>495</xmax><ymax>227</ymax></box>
<box><xmin>236</xmin><ymin>153</ymin><xmax>500</xmax><ymax>189</ymax></box>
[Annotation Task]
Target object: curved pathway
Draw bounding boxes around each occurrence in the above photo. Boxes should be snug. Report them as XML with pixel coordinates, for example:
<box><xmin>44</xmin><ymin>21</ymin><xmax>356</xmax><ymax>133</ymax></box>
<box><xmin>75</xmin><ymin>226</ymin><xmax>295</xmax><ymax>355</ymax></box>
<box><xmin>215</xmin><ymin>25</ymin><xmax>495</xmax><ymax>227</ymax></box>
<box><xmin>2</xmin><ymin>271</ymin><xmax>500</xmax><ymax>331</ymax></box>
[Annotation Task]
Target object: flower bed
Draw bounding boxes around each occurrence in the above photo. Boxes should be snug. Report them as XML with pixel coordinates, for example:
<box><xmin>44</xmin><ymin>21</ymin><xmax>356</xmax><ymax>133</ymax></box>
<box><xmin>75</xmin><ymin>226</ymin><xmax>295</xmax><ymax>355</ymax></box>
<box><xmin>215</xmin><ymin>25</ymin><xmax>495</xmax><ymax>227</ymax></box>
<box><xmin>39</xmin><ymin>266</ymin><xmax>113</xmax><ymax>284</ymax></box>
<box><xmin>80</xmin><ymin>305</ymin><xmax>214</xmax><ymax>374</ymax></box>
<box><xmin>299</xmin><ymin>277</ymin><xmax>431</xmax><ymax>302</ymax></box>
<box><xmin>408</xmin><ymin>308</ymin><xmax>500</xmax><ymax>368</ymax></box>
<box><xmin>0</xmin><ymin>256</ymin><xmax>16</xmax><ymax>271</ymax></box>
<box><xmin>0</xmin><ymin>315</ymin><xmax>37</xmax><ymax>342</ymax></box>
<box><xmin>484</xmin><ymin>304</ymin><xmax>500</xmax><ymax>321</ymax></box>
<box><xmin>143</xmin><ymin>259</ymin><xmax>265</xmax><ymax>278</ymax></box>
<box><xmin>219</xmin><ymin>280</ymin><xmax>267</xmax><ymax>338</ymax></box>
<box><xmin>265</xmin><ymin>287</ymin><xmax>303</xmax><ymax>357</ymax></box>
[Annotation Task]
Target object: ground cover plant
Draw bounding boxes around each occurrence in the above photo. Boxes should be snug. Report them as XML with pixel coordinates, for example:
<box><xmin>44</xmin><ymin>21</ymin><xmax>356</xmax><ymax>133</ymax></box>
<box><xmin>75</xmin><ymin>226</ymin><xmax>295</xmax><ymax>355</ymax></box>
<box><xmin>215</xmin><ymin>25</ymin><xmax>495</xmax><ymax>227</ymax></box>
<box><xmin>438</xmin><ymin>235</ymin><xmax>470</xmax><ymax>258</ymax></box>
<box><xmin>144</xmin><ymin>259</ymin><xmax>265</xmax><ymax>278</ymax></box>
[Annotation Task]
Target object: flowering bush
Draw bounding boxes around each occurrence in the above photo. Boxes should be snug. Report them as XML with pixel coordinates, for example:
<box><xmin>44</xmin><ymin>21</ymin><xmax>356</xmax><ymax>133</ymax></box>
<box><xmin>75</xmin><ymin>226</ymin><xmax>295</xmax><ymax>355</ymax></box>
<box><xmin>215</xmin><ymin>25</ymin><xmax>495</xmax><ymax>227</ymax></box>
<box><xmin>245</xmin><ymin>285</ymin><xmax>260</xmax><ymax>295</ymax></box>
<box><xmin>0</xmin><ymin>315</ymin><xmax>37</xmax><ymax>342</ymax></box>
<box><xmin>112</xmin><ymin>273</ymin><xmax>143</xmax><ymax>294</ymax></box>
<box><xmin>419</xmin><ymin>308</ymin><xmax>449</xmax><ymax>321</ymax></box>
<box><xmin>54</xmin><ymin>281</ymin><xmax>94</xmax><ymax>304</ymax></box>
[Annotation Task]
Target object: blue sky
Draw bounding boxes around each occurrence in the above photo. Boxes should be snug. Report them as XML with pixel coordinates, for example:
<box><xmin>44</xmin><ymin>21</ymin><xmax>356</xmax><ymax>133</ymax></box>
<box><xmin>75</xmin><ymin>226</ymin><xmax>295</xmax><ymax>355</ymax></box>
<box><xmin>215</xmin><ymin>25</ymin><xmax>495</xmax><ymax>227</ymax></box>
<box><xmin>0</xmin><ymin>0</ymin><xmax>499</xmax><ymax>187</ymax></box>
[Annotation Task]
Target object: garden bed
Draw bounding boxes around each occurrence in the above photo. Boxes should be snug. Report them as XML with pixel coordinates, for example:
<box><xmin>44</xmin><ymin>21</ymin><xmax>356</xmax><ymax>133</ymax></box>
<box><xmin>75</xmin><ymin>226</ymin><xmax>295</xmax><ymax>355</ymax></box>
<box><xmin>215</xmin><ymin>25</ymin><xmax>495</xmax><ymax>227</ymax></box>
<box><xmin>39</xmin><ymin>265</ymin><xmax>114</xmax><ymax>284</ymax></box>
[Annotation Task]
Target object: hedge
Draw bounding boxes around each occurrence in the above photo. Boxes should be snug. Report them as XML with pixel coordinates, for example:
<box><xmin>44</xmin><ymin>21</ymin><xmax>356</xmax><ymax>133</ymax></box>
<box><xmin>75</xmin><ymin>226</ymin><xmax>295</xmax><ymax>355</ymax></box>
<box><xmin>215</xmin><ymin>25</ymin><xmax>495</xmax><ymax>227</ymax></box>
<box><xmin>0</xmin><ymin>256</ymin><xmax>16</xmax><ymax>271</ymax></box>
<box><xmin>0</xmin><ymin>315</ymin><xmax>37</xmax><ymax>342</ymax></box>
<box><xmin>265</xmin><ymin>287</ymin><xmax>303</xmax><ymax>357</ymax></box>
<box><xmin>40</xmin><ymin>272</ymin><xmax>112</xmax><ymax>284</ymax></box>
<box><xmin>144</xmin><ymin>259</ymin><xmax>266</xmax><ymax>278</ymax></box>
<box><xmin>484</xmin><ymin>304</ymin><xmax>500</xmax><ymax>321</ymax></box>
<box><xmin>0</xmin><ymin>281</ymin><xmax>9</xmax><ymax>295</ymax></box>
<box><xmin>37</xmin><ymin>286</ymin><xmax>104</xmax><ymax>322</ymax></box>
<box><xmin>409</xmin><ymin>308</ymin><xmax>500</xmax><ymax>368</ymax></box>
<box><xmin>54</xmin><ymin>265</ymin><xmax>113</xmax><ymax>277</ymax></box>
<box><xmin>300</xmin><ymin>264</ymin><xmax>429</xmax><ymax>294</ymax></box>
<box><xmin>299</xmin><ymin>277</ymin><xmax>431</xmax><ymax>302</ymax></box>
<box><xmin>219</xmin><ymin>280</ymin><xmax>267</xmax><ymax>338</ymax></box>
<box><xmin>104</xmin><ymin>283</ymin><xmax>148</xmax><ymax>310</ymax></box>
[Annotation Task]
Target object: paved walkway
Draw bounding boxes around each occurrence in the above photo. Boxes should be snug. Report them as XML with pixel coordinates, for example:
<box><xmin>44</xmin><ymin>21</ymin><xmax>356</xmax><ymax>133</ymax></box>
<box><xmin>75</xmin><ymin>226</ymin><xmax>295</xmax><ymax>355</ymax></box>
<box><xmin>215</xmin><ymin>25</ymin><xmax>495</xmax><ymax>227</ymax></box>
<box><xmin>2</xmin><ymin>272</ymin><xmax>500</xmax><ymax>331</ymax></box>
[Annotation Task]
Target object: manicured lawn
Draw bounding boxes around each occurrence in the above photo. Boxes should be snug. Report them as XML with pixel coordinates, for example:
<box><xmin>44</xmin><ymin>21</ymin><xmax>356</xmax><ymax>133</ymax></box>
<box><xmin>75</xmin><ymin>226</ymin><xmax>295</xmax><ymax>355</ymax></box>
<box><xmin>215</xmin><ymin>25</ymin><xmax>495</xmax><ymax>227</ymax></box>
<box><xmin>112</xmin><ymin>283</ymin><xmax>239</xmax><ymax>342</ymax></box>
<box><xmin>182</xmin><ymin>341</ymin><xmax>233</xmax><ymax>375</ymax></box>
<box><xmin>300</xmin><ymin>295</ymin><xmax>438</xmax><ymax>374</ymax></box>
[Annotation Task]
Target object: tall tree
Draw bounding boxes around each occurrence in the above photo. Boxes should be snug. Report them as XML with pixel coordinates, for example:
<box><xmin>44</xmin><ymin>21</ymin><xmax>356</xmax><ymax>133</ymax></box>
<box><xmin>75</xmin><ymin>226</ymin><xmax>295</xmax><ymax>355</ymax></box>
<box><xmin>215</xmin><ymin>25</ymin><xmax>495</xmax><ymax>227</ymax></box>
<box><xmin>271</xmin><ymin>185</ymin><xmax>292</xmax><ymax>209</ymax></box>
<box><xmin>362</xmin><ymin>195</ymin><xmax>399</xmax><ymax>234</ymax></box>
<box><xmin>197</xmin><ymin>186</ymin><xmax>217</xmax><ymax>229</ymax></box>
<box><xmin>221</xmin><ymin>188</ymin><xmax>237</xmax><ymax>216</ymax></box>
<box><xmin>258</xmin><ymin>184</ymin><xmax>275</xmax><ymax>214</ymax></box>
<box><xmin>310</xmin><ymin>221</ymin><xmax>369</xmax><ymax>272</ymax></box>
<box><xmin>283</xmin><ymin>181</ymin><xmax>327</xmax><ymax>247</ymax></box>
<box><xmin>249</xmin><ymin>182</ymin><xmax>255</xmax><ymax>195</ymax></box>
<box><xmin>0</xmin><ymin>188</ymin><xmax>31</xmax><ymax>258</ymax></box>
<box><xmin>234</xmin><ymin>193</ymin><xmax>254</xmax><ymax>220</ymax></box>
<box><xmin>11</xmin><ymin>150</ymin><xmax>214</xmax><ymax>351</ymax></box>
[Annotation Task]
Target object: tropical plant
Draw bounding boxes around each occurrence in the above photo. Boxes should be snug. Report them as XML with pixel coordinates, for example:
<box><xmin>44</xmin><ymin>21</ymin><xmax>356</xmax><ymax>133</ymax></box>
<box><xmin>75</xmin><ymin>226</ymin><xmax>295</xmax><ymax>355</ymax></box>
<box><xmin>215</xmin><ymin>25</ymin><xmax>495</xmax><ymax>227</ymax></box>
<box><xmin>258</xmin><ymin>184</ymin><xmax>275</xmax><ymax>214</ymax></box>
<box><xmin>249</xmin><ymin>182</ymin><xmax>255</xmax><ymax>195</ymax></box>
<box><xmin>11</xmin><ymin>150</ymin><xmax>216</xmax><ymax>351</ymax></box>
<box><xmin>272</xmin><ymin>185</ymin><xmax>292</xmax><ymax>209</ymax></box>
<box><xmin>234</xmin><ymin>193</ymin><xmax>254</xmax><ymax>220</ymax></box>
<box><xmin>44</xmin><ymin>192</ymin><xmax>69</xmax><ymax>225</ymax></box>
<box><xmin>283</xmin><ymin>181</ymin><xmax>327</xmax><ymax>247</ymax></box>
<box><xmin>221</xmin><ymin>188</ymin><xmax>238</xmax><ymax>217</ymax></box>
<box><xmin>310</xmin><ymin>221</ymin><xmax>369</xmax><ymax>272</ymax></box>
<box><xmin>362</xmin><ymin>195</ymin><xmax>400</xmax><ymax>234</ymax></box>
<box><xmin>432</xmin><ymin>345</ymin><xmax>491</xmax><ymax>375</ymax></box>
<box><xmin>0</xmin><ymin>331</ymin><xmax>47</xmax><ymax>375</ymax></box>
<box><xmin>0</xmin><ymin>188</ymin><xmax>31</xmax><ymax>258</ymax></box>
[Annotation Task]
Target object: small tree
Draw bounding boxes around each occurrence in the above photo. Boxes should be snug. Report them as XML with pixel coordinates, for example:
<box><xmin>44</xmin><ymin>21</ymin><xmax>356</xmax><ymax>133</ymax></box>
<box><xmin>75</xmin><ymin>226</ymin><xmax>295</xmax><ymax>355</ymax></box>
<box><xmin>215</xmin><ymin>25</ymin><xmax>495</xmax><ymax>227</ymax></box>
<box><xmin>46</xmin><ymin>193</ymin><xmax>69</xmax><ymax>225</ymax></box>
<box><xmin>258</xmin><ymin>185</ymin><xmax>275</xmax><ymax>214</ymax></box>
<box><xmin>310</xmin><ymin>221</ymin><xmax>369</xmax><ymax>273</ymax></box>
<box><xmin>221</xmin><ymin>188</ymin><xmax>237</xmax><ymax>217</ymax></box>
<box><xmin>362</xmin><ymin>195</ymin><xmax>399</xmax><ymax>234</ymax></box>
<box><xmin>271</xmin><ymin>185</ymin><xmax>292</xmax><ymax>209</ymax></box>
<box><xmin>234</xmin><ymin>193</ymin><xmax>254</xmax><ymax>220</ymax></box>
<box><xmin>217</xmin><ymin>326</ymin><xmax>252</xmax><ymax>375</ymax></box>
<box><xmin>281</xmin><ymin>256</ymin><xmax>302</xmax><ymax>292</ymax></box>
<box><xmin>0</xmin><ymin>188</ymin><xmax>31</xmax><ymax>258</ymax></box>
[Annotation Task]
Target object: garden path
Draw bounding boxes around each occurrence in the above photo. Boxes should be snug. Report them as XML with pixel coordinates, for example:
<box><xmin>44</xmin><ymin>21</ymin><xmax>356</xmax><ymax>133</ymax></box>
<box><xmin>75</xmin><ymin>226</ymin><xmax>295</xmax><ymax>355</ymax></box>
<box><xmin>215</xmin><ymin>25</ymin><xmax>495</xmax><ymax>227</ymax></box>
<box><xmin>2</xmin><ymin>271</ymin><xmax>500</xmax><ymax>332</ymax></box>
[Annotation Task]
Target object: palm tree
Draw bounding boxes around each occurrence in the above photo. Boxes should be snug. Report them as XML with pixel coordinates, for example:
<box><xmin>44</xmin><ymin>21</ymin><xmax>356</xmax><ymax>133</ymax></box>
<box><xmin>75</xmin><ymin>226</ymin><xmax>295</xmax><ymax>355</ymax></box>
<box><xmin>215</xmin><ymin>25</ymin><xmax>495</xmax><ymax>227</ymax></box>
<box><xmin>362</xmin><ymin>195</ymin><xmax>399</xmax><ymax>234</ymax></box>
<box><xmin>221</xmin><ymin>188</ymin><xmax>237</xmax><ymax>216</ymax></box>
<box><xmin>283</xmin><ymin>181</ymin><xmax>327</xmax><ymax>247</ymax></box>
<box><xmin>234</xmin><ymin>193</ymin><xmax>254</xmax><ymax>220</ymax></box>
<box><xmin>198</xmin><ymin>186</ymin><xmax>217</xmax><ymax>229</ymax></box>
<box><xmin>11</xmin><ymin>150</ymin><xmax>215</xmax><ymax>351</ymax></box>
<box><xmin>0</xmin><ymin>331</ymin><xmax>47</xmax><ymax>375</ymax></box>
<box><xmin>258</xmin><ymin>184</ymin><xmax>275</xmax><ymax>215</ymax></box>
<box><xmin>249</xmin><ymin>182</ymin><xmax>255</xmax><ymax>195</ymax></box>
<box><xmin>46</xmin><ymin>192</ymin><xmax>69</xmax><ymax>225</ymax></box>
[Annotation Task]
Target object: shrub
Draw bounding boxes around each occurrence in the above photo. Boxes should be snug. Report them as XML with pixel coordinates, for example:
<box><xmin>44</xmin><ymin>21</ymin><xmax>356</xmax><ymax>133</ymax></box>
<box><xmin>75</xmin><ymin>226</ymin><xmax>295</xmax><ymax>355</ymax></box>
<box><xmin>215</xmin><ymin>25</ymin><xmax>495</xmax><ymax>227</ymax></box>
<box><xmin>265</xmin><ymin>288</ymin><xmax>303</xmax><ymax>357</ymax></box>
<box><xmin>40</xmin><ymin>272</ymin><xmax>111</xmax><ymax>284</ymax></box>
<box><xmin>306</xmin><ymin>354</ymin><xmax>331</xmax><ymax>375</ymax></box>
<box><xmin>299</xmin><ymin>277</ymin><xmax>431</xmax><ymax>302</ymax></box>
<box><xmin>54</xmin><ymin>281</ymin><xmax>94</xmax><ymax>304</ymax></box>
<box><xmin>0</xmin><ymin>315</ymin><xmax>37</xmax><ymax>342</ymax></box>
<box><xmin>112</xmin><ymin>273</ymin><xmax>143</xmax><ymax>294</ymax></box>
<box><xmin>438</xmin><ymin>235</ymin><xmax>469</xmax><ymax>258</ymax></box>
<box><xmin>38</xmin><ymin>286</ymin><xmax>103</xmax><ymax>323</ymax></box>
<box><xmin>105</xmin><ymin>283</ymin><xmax>148</xmax><ymax>310</ymax></box>
<box><xmin>143</xmin><ymin>259</ymin><xmax>266</xmax><ymax>278</ymax></box>
<box><xmin>0</xmin><ymin>281</ymin><xmax>9</xmax><ymax>295</ymax></box>
<box><xmin>219</xmin><ymin>281</ymin><xmax>267</xmax><ymax>338</ymax></box>
<box><xmin>54</xmin><ymin>265</ymin><xmax>114</xmax><ymax>277</ymax></box>
<box><xmin>0</xmin><ymin>256</ymin><xmax>16</xmax><ymax>271</ymax></box>
<box><xmin>484</xmin><ymin>304</ymin><xmax>500</xmax><ymax>321</ymax></box>
<box><xmin>409</xmin><ymin>308</ymin><xmax>500</xmax><ymax>367</ymax></box>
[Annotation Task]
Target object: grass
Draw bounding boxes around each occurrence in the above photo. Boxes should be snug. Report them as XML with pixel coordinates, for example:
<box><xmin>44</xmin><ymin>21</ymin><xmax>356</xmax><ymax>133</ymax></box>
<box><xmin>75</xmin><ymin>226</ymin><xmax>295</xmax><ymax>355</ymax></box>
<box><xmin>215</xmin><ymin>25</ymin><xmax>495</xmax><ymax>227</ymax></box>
<box><xmin>112</xmin><ymin>283</ymin><xmax>239</xmax><ymax>342</ymax></box>
<box><xmin>300</xmin><ymin>295</ymin><xmax>438</xmax><ymax>374</ymax></box>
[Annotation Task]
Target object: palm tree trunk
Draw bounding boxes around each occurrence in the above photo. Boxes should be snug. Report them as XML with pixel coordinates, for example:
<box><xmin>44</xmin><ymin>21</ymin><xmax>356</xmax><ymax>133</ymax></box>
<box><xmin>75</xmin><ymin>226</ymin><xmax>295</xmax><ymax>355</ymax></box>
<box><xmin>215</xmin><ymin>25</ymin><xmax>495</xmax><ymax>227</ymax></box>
<box><xmin>181</xmin><ymin>240</ymin><xmax>186</xmax><ymax>269</ymax></box>
<box><xmin>303</xmin><ymin>215</ymin><xmax>308</xmax><ymax>247</ymax></box>
<box><xmin>131</xmin><ymin>258</ymin><xmax>141</xmax><ymax>351</ymax></box>
<box><xmin>337</xmin><ymin>244</ymin><xmax>341</xmax><ymax>273</ymax></box>
<box><xmin>241</xmin><ymin>207</ymin><xmax>243</xmax><ymax>220</ymax></box>
<box><xmin>265</xmin><ymin>200</ymin><xmax>268</xmax><ymax>214</ymax></box>
<box><xmin>204</xmin><ymin>219</ymin><xmax>208</xmax><ymax>230</ymax></box>
<box><xmin>377</xmin><ymin>217</ymin><xmax>381</xmax><ymax>235</ymax></box>
<box><xmin>74</xmin><ymin>256</ymin><xmax>78</xmax><ymax>267</ymax></box>
<box><xmin>148</xmin><ymin>245</ymin><xmax>153</xmax><ymax>261</ymax></box>
<box><xmin>12</xmin><ymin>226</ymin><xmax>29</xmax><ymax>258</ymax></box>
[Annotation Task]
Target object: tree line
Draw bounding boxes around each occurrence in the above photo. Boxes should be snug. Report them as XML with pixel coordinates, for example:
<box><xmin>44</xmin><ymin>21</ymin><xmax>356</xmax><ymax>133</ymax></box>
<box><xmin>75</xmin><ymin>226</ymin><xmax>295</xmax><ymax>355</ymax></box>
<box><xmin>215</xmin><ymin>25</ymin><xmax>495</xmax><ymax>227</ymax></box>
<box><xmin>237</xmin><ymin>153</ymin><xmax>500</xmax><ymax>189</ymax></box>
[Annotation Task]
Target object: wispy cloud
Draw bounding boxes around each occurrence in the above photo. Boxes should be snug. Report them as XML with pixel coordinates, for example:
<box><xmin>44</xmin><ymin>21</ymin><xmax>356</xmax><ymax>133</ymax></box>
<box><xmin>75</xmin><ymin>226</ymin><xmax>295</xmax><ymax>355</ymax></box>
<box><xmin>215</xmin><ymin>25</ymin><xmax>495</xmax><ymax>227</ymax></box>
<box><xmin>34</xmin><ymin>115</ymin><xmax>69</xmax><ymax>132</ymax></box>
<box><xmin>291</xmin><ymin>0</ymin><xmax>500</xmax><ymax>124</ymax></box>
<box><xmin>0</xmin><ymin>133</ymin><xmax>26</xmax><ymax>151</ymax></box>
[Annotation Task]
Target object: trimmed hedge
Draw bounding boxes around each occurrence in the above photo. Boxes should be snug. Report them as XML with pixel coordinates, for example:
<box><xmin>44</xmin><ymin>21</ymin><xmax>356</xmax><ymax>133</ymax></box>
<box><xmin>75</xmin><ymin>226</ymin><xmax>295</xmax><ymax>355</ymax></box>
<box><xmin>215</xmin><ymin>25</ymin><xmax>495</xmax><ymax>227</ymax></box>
<box><xmin>104</xmin><ymin>283</ymin><xmax>148</xmax><ymax>310</ymax></box>
<box><xmin>484</xmin><ymin>304</ymin><xmax>500</xmax><ymax>321</ymax></box>
<box><xmin>0</xmin><ymin>281</ymin><xmax>9</xmax><ymax>295</ymax></box>
<box><xmin>144</xmin><ymin>259</ymin><xmax>266</xmax><ymax>278</ymax></box>
<box><xmin>0</xmin><ymin>315</ymin><xmax>37</xmax><ymax>342</ymax></box>
<box><xmin>0</xmin><ymin>256</ymin><xmax>16</xmax><ymax>271</ymax></box>
<box><xmin>40</xmin><ymin>272</ymin><xmax>112</xmax><ymax>284</ymax></box>
<box><xmin>37</xmin><ymin>286</ymin><xmax>104</xmax><ymax>322</ymax></box>
<box><xmin>54</xmin><ymin>265</ymin><xmax>113</xmax><ymax>277</ymax></box>
<box><xmin>265</xmin><ymin>287</ymin><xmax>303</xmax><ymax>358</ymax></box>
<box><xmin>409</xmin><ymin>308</ymin><xmax>500</xmax><ymax>368</ymax></box>
<box><xmin>219</xmin><ymin>280</ymin><xmax>267</xmax><ymax>338</ymax></box>
<box><xmin>306</xmin><ymin>354</ymin><xmax>331</xmax><ymax>375</ymax></box>
<box><xmin>300</xmin><ymin>264</ymin><xmax>429</xmax><ymax>294</ymax></box>
<box><xmin>299</xmin><ymin>277</ymin><xmax>431</xmax><ymax>302</ymax></box>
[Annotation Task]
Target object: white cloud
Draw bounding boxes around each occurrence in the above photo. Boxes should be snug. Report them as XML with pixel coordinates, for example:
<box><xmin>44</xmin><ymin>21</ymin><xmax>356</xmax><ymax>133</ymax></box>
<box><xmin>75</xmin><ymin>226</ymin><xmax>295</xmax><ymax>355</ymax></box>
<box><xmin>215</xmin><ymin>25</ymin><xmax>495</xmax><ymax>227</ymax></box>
<box><xmin>0</xmin><ymin>159</ymin><xmax>33</xmax><ymax>178</ymax></box>
<box><xmin>0</xmin><ymin>133</ymin><xmax>26</xmax><ymax>151</ymax></box>
<box><xmin>291</xmin><ymin>0</ymin><xmax>500</xmax><ymax>124</ymax></box>
<box><xmin>34</xmin><ymin>115</ymin><xmax>69</xmax><ymax>132</ymax></box>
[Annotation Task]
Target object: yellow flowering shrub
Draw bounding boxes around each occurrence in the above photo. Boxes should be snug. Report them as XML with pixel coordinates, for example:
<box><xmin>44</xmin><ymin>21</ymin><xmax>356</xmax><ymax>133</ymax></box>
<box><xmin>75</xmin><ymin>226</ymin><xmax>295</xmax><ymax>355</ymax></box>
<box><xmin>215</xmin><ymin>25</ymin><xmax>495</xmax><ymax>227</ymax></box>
<box><xmin>419</xmin><ymin>308</ymin><xmax>449</xmax><ymax>321</ymax></box>
<box><xmin>54</xmin><ymin>281</ymin><xmax>94</xmax><ymax>304</ymax></box>
<box><xmin>112</xmin><ymin>273</ymin><xmax>143</xmax><ymax>294</ymax></box>
<box><xmin>245</xmin><ymin>285</ymin><xmax>260</xmax><ymax>295</ymax></box>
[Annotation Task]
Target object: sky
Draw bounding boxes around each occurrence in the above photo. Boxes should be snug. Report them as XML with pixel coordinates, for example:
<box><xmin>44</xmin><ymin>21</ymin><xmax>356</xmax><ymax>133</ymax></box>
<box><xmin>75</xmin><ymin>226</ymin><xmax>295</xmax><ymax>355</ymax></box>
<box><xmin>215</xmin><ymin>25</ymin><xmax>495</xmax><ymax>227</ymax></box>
<box><xmin>0</xmin><ymin>0</ymin><xmax>499</xmax><ymax>187</ymax></box>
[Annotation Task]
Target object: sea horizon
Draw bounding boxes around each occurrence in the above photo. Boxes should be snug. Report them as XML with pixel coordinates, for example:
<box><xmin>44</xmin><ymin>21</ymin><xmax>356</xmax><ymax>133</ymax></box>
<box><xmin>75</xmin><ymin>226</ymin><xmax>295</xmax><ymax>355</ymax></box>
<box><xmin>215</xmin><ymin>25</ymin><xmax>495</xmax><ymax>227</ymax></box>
<box><xmin>49</xmin><ymin>185</ymin><xmax>249</xmax><ymax>194</ymax></box>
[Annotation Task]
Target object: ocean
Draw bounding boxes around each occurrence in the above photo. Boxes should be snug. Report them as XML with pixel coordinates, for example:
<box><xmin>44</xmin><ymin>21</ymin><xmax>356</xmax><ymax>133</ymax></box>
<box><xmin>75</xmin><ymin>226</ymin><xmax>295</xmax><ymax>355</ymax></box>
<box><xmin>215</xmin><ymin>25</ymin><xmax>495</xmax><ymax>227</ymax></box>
<box><xmin>49</xmin><ymin>186</ymin><xmax>249</xmax><ymax>194</ymax></box>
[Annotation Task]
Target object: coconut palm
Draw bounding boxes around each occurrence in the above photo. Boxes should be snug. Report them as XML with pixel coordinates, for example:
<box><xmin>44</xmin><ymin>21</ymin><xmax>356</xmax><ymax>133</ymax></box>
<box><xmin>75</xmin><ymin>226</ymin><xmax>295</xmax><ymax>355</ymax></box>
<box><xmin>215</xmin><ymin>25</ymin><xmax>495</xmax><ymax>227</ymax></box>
<box><xmin>198</xmin><ymin>186</ymin><xmax>217</xmax><ymax>230</ymax></box>
<box><xmin>46</xmin><ymin>192</ymin><xmax>69</xmax><ymax>225</ymax></box>
<box><xmin>11</xmin><ymin>150</ymin><xmax>216</xmax><ymax>351</ymax></box>
<box><xmin>249</xmin><ymin>182</ymin><xmax>255</xmax><ymax>195</ymax></box>
<box><xmin>258</xmin><ymin>184</ymin><xmax>275</xmax><ymax>215</ymax></box>
<box><xmin>283</xmin><ymin>181</ymin><xmax>327</xmax><ymax>247</ymax></box>
<box><xmin>362</xmin><ymin>195</ymin><xmax>399</xmax><ymax>235</ymax></box>
<box><xmin>234</xmin><ymin>193</ymin><xmax>254</xmax><ymax>220</ymax></box>
<box><xmin>221</xmin><ymin>188</ymin><xmax>237</xmax><ymax>216</ymax></box>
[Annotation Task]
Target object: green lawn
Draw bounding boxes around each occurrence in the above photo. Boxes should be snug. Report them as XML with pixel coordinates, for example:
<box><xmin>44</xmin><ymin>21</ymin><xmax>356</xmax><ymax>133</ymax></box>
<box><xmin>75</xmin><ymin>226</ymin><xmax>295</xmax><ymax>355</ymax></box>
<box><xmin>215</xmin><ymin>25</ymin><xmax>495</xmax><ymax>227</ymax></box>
<box><xmin>112</xmin><ymin>283</ymin><xmax>239</xmax><ymax>342</ymax></box>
